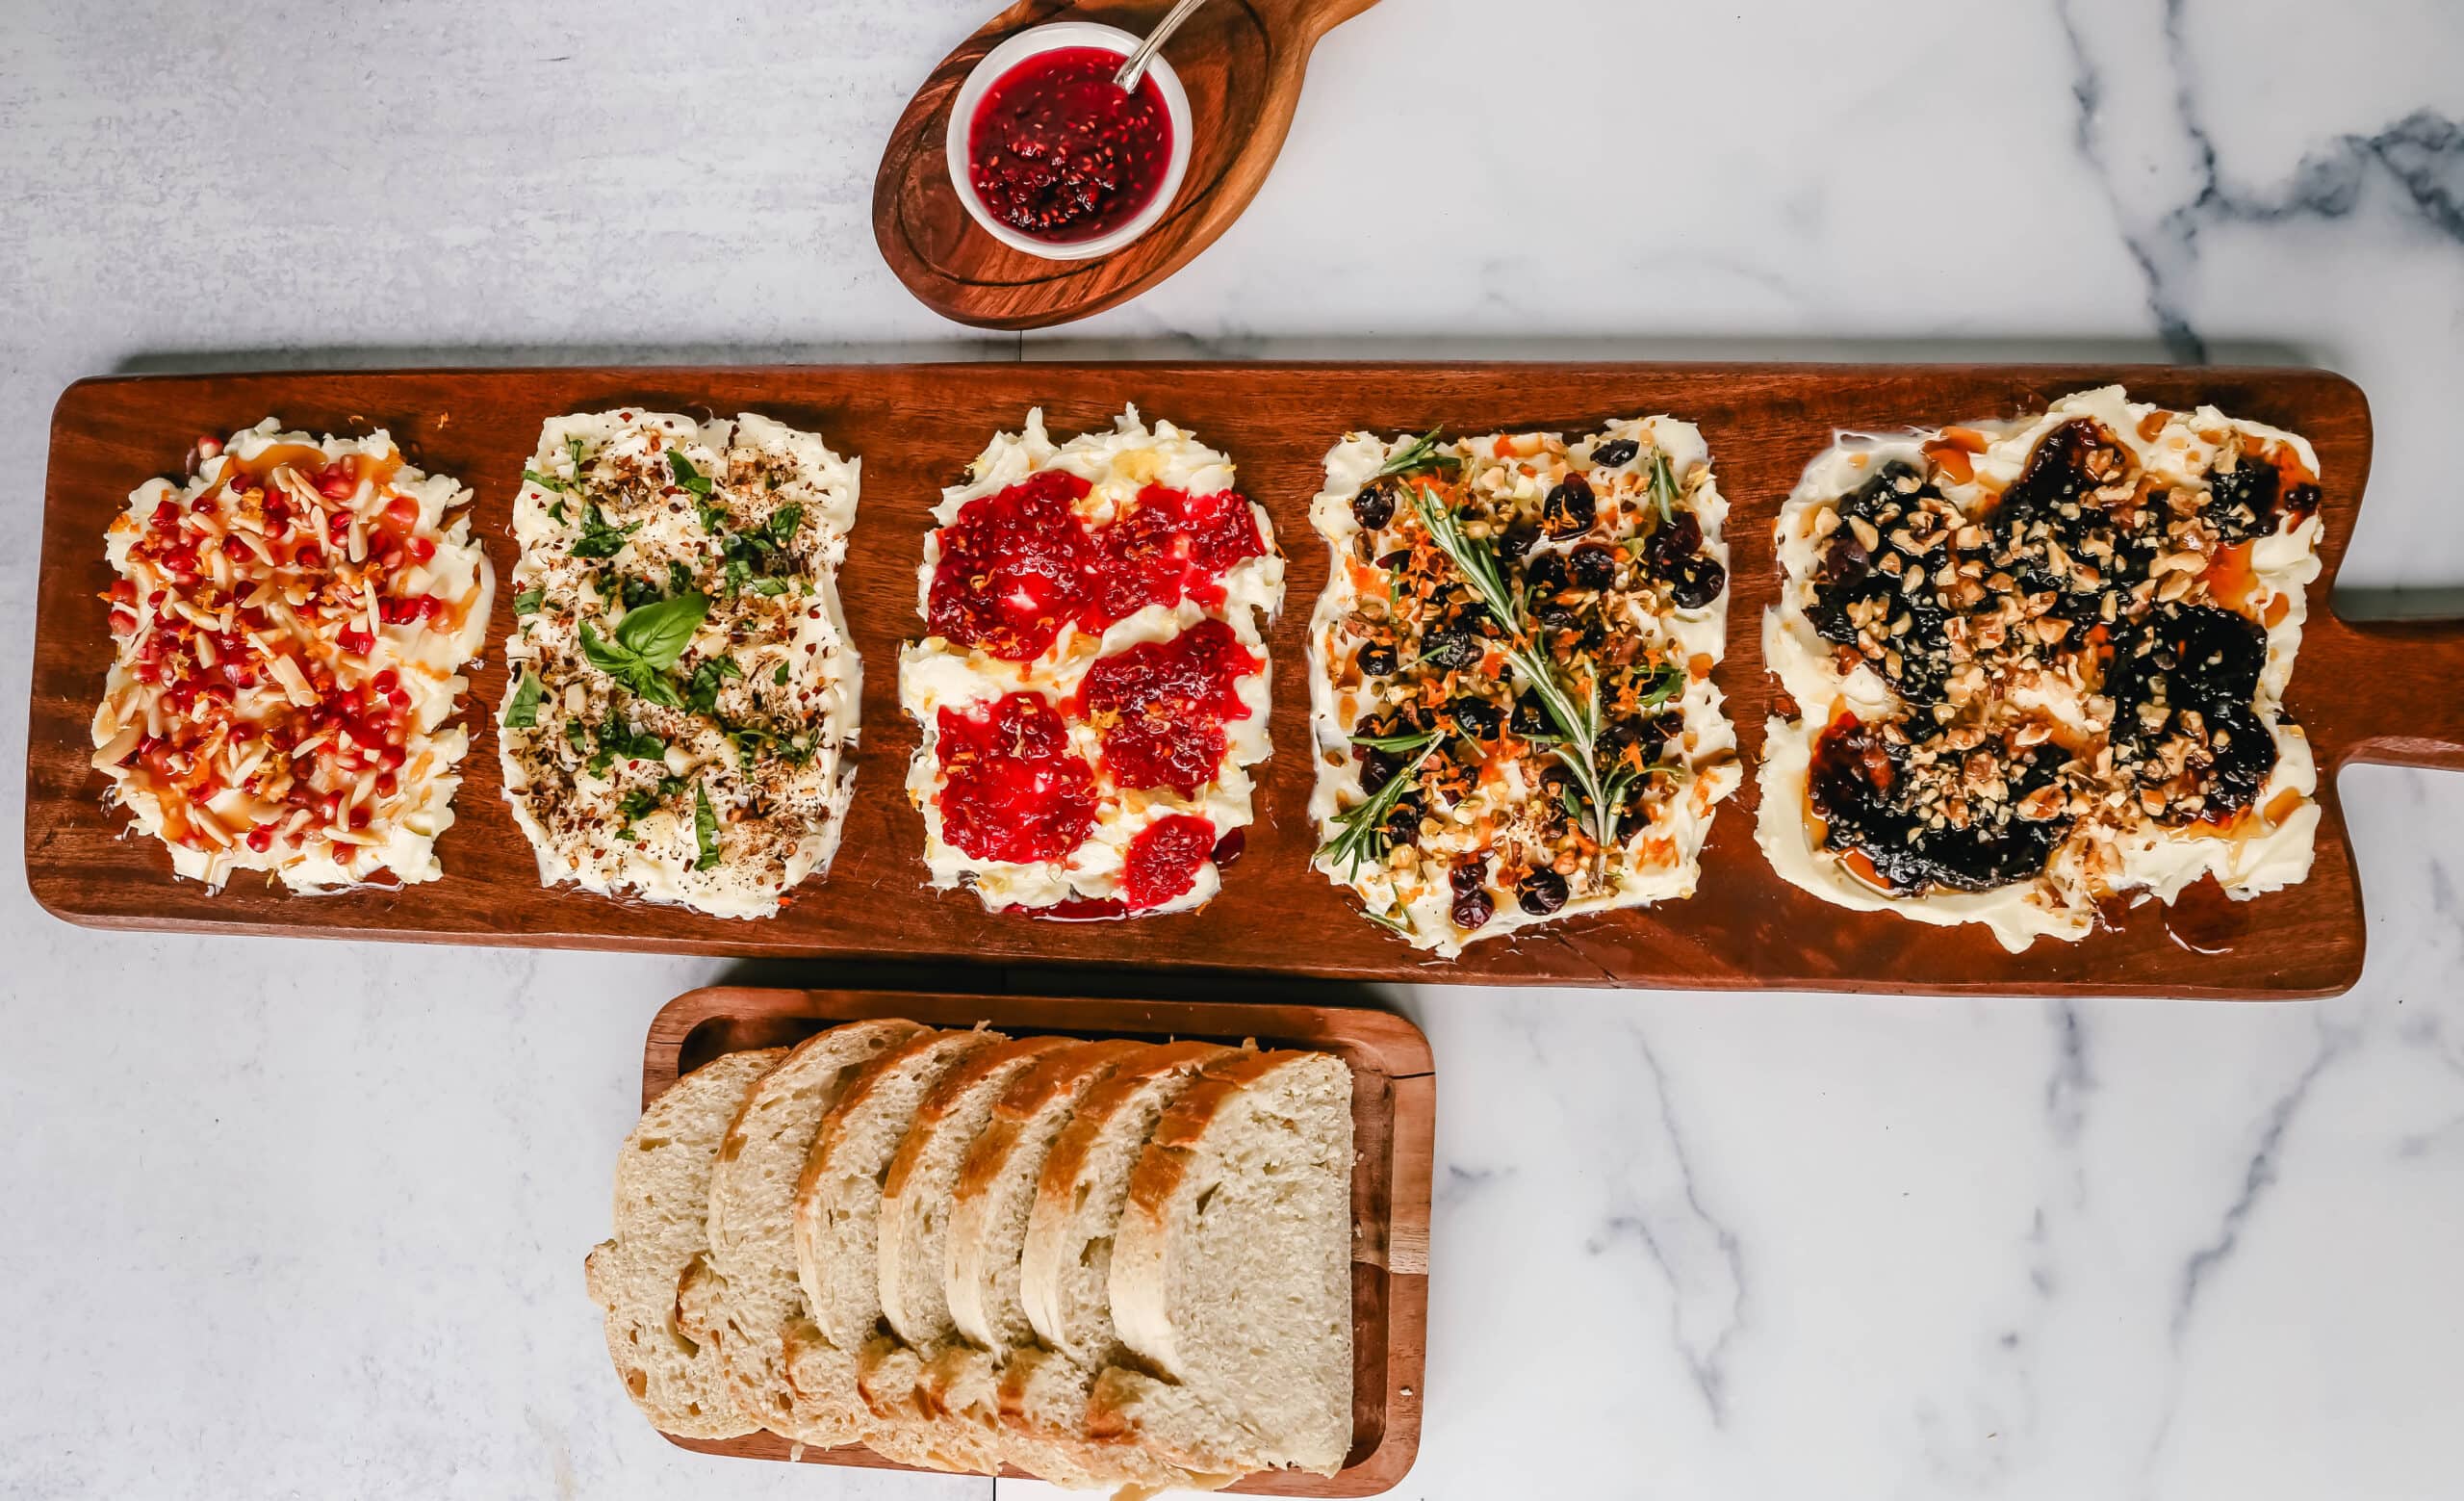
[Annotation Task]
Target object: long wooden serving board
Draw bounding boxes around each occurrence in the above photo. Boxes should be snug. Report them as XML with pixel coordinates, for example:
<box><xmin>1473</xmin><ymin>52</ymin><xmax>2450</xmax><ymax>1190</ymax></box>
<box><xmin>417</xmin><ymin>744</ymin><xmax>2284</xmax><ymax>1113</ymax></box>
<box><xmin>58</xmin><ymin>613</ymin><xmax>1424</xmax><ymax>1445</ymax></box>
<box><xmin>28</xmin><ymin>365</ymin><xmax>2464</xmax><ymax>996</ymax></box>
<box><xmin>639</xmin><ymin>986</ymin><xmax>1432</xmax><ymax>1495</ymax></box>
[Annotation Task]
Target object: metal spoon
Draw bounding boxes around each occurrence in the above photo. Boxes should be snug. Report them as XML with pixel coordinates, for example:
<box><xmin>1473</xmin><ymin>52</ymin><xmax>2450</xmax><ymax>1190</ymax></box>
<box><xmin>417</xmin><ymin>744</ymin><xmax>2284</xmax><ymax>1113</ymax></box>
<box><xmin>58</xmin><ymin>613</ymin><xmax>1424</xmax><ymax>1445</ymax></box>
<box><xmin>1114</xmin><ymin>0</ymin><xmax>1208</xmax><ymax>90</ymax></box>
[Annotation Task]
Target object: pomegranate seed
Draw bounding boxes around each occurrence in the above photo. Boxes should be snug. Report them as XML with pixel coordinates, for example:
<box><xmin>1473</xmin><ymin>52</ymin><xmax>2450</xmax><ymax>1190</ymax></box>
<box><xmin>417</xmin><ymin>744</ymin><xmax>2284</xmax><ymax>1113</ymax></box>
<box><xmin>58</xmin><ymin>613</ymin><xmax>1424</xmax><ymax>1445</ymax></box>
<box><xmin>151</xmin><ymin>500</ymin><xmax>180</xmax><ymax>529</ymax></box>
<box><xmin>347</xmin><ymin>805</ymin><xmax>371</xmax><ymax>830</ymax></box>
<box><xmin>416</xmin><ymin>596</ymin><xmax>443</xmax><ymax>621</ymax></box>
<box><xmin>245</xmin><ymin>825</ymin><xmax>275</xmax><ymax>853</ymax></box>
<box><xmin>293</xmin><ymin>544</ymin><xmax>321</xmax><ymax>568</ymax></box>
<box><xmin>327</xmin><ymin>513</ymin><xmax>350</xmax><ymax>541</ymax></box>
<box><xmin>372</xmin><ymin>668</ymin><xmax>399</xmax><ymax>693</ymax></box>
<box><xmin>386</xmin><ymin>686</ymin><xmax>410</xmax><ymax>711</ymax></box>
<box><xmin>316</xmin><ymin>460</ymin><xmax>357</xmax><ymax>500</ymax></box>
<box><xmin>383</xmin><ymin>495</ymin><xmax>420</xmax><ymax>531</ymax></box>
<box><xmin>407</xmin><ymin>536</ymin><xmax>436</xmax><ymax>564</ymax></box>
<box><xmin>109</xmin><ymin>608</ymin><xmax>137</xmax><ymax>635</ymax></box>
<box><xmin>376</xmin><ymin>743</ymin><xmax>406</xmax><ymax>769</ymax></box>
<box><xmin>374</xmin><ymin>541</ymin><xmax>402</xmax><ymax>570</ymax></box>
<box><xmin>195</xmin><ymin>435</ymin><xmax>223</xmax><ymax>459</ymax></box>
<box><xmin>374</xmin><ymin>771</ymin><xmax>398</xmax><ymax>798</ymax></box>
<box><xmin>189</xmin><ymin>496</ymin><xmax>215</xmax><ymax>513</ymax></box>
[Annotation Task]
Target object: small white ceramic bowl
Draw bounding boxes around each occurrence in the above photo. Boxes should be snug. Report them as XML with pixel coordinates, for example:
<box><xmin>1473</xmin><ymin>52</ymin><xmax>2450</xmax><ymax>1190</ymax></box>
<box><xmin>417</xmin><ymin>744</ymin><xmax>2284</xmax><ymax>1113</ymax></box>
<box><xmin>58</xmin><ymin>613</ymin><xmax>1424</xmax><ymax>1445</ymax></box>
<box><xmin>944</xmin><ymin>21</ymin><xmax>1194</xmax><ymax>262</ymax></box>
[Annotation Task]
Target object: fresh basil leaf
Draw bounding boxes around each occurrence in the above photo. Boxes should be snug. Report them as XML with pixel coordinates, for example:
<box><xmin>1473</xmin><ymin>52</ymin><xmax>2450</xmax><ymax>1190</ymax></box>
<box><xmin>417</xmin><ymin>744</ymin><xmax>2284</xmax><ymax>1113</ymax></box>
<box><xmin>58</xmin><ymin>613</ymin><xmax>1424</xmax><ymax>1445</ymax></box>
<box><xmin>512</xmin><ymin>587</ymin><xmax>544</xmax><ymax>617</ymax></box>
<box><xmin>681</xmin><ymin>655</ymin><xmax>743</xmax><ymax>716</ymax></box>
<box><xmin>502</xmin><ymin>669</ymin><xmax>543</xmax><ymax>728</ymax></box>
<box><xmin>747</xmin><ymin>576</ymin><xmax>788</xmax><ymax>596</ymax></box>
<box><xmin>522</xmin><ymin>468</ymin><xmax>568</xmax><ymax>494</ymax></box>
<box><xmin>767</xmin><ymin>503</ymin><xmax>803</xmax><ymax>546</ymax></box>
<box><xmin>695</xmin><ymin>501</ymin><xmax>729</xmax><ymax>535</ymax></box>
<box><xmin>612</xmin><ymin>591</ymin><xmax>710</xmax><ymax>671</ymax></box>
<box><xmin>578</xmin><ymin>621</ymin><xmax>642</xmax><ymax>680</ymax></box>
<box><xmin>620</xmin><ymin>574</ymin><xmax>662</xmax><ymax>611</ymax></box>
<box><xmin>569</xmin><ymin>502</ymin><xmax>639</xmax><ymax>560</ymax></box>
<box><xmin>669</xmin><ymin>451</ymin><xmax>713</xmax><ymax>496</ymax></box>
<box><xmin>564</xmin><ymin>718</ymin><xmax>588</xmax><ymax>752</ymax></box>
<box><xmin>693</xmin><ymin>782</ymin><xmax>720</xmax><ymax>870</ymax></box>
<box><xmin>547</xmin><ymin>499</ymin><xmax>568</xmax><ymax>524</ymax></box>
<box><xmin>772</xmin><ymin>662</ymin><xmax>790</xmax><ymax>686</ymax></box>
<box><xmin>567</xmin><ymin>435</ymin><xmax>588</xmax><ymax>473</ymax></box>
<box><xmin>667</xmin><ymin>560</ymin><xmax>695</xmax><ymax>596</ymax></box>
<box><xmin>724</xmin><ymin>556</ymin><xmax>751</xmax><ymax>598</ymax></box>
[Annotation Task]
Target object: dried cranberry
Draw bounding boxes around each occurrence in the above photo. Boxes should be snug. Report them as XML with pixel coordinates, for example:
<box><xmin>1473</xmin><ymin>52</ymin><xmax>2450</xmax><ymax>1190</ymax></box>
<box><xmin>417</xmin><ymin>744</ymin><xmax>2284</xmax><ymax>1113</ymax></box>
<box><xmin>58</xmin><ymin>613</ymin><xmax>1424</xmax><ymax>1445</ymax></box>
<box><xmin>1542</xmin><ymin>476</ymin><xmax>1597</xmax><ymax>538</ymax></box>
<box><xmin>1534</xmin><ymin>595</ymin><xmax>1583</xmax><ymax>632</ymax></box>
<box><xmin>1524</xmin><ymin>552</ymin><xmax>1569</xmax><ymax>595</ymax></box>
<box><xmin>1420</xmin><ymin>630</ymin><xmax>1481</xmax><ymax>673</ymax></box>
<box><xmin>1448</xmin><ymin>857</ymin><xmax>1489</xmax><ymax>895</ymax></box>
<box><xmin>1509</xmin><ymin>695</ymin><xmax>1550</xmax><ymax>738</ymax></box>
<box><xmin>1350</xmin><ymin>478</ymin><xmax>1399</xmax><ymax>531</ymax></box>
<box><xmin>1498</xmin><ymin>520</ymin><xmax>1541</xmax><ymax>562</ymax></box>
<box><xmin>1355</xmin><ymin>641</ymin><xmax>1398</xmax><ymax>677</ymax></box>
<box><xmin>1447</xmin><ymin>889</ymin><xmax>1490</xmax><ymax>928</ymax></box>
<box><xmin>1516</xmin><ymin>868</ymin><xmax>1569</xmax><ymax>915</ymax></box>
<box><xmin>1566</xmin><ymin>543</ymin><xmax>1617</xmax><ymax>592</ymax></box>
<box><xmin>1665</xmin><ymin>556</ymin><xmax>1727</xmax><ymax>610</ymax></box>
<box><xmin>1444</xmin><ymin>698</ymin><xmax>1502</xmax><ymax>740</ymax></box>
<box><xmin>1644</xmin><ymin>510</ymin><xmax>1704</xmax><ymax>572</ymax></box>
<box><xmin>1590</xmin><ymin>438</ymin><xmax>1640</xmax><ymax>468</ymax></box>
<box><xmin>1381</xmin><ymin>788</ymin><xmax>1425</xmax><ymax>845</ymax></box>
<box><xmin>1359</xmin><ymin>748</ymin><xmax>1401</xmax><ymax>793</ymax></box>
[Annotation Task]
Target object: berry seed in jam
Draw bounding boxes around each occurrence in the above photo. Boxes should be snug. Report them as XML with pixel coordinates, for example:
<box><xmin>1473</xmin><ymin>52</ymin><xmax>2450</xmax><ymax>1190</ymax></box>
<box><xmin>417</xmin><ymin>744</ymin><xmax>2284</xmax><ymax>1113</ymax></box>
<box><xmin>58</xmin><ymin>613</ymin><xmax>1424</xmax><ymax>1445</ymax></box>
<box><xmin>967</xmin><ymin>47</ymin><xmax>1173</xmax><ymax>245</ymax></box>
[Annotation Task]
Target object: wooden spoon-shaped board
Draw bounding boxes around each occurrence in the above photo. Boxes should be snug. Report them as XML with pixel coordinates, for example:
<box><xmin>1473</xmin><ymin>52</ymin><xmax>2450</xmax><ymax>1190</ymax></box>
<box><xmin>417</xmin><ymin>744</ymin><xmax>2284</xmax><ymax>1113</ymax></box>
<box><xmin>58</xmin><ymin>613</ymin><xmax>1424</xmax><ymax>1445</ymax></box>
<box><xmin>876</xmin><ymin>0</ymin><xmax>1380</xmax><ymax>329</ymax></box>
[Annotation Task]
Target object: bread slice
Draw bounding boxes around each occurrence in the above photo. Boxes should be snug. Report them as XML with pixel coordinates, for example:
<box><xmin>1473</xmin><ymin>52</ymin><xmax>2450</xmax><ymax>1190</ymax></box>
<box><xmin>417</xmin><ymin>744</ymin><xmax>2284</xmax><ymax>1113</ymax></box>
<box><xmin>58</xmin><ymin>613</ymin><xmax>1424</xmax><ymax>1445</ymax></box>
<box><xmin>584</xmin><ymin>1047</ymin><xmax>783</xmax><ymax>1439</ymax></box>
<box><xmin>860</xmin><ymin>1035</ymin><xmax>1077</xmax><ymax>1470</ymax></box>
<box><xmin>1089</xmin><ymin>1050</ymin><xmax>1356</xmax><ymax>1478</ymax></box>
<box><xmin>890</xmin><ymin>1040</ymin><xmax>1151</xmax><ymax>1484</ymax></box>
<box><xmin>947</xmin><ymin>1039</ymin><xmax>1153</xmax><ymax>1354</ymax></box>
<box><xmin>1020</xmin><ymin>1041</ymin><xmax>1237</xmax><ymax>1361</ymax></box>
<box><xmin>789</xmin><ymin>1027</ymin><xmax>1006</xmax><ymax>1446</ymax></box>
<box><xmin>996</xmin><ymin>1041</ymin><xmax>1239</xmax><ymax>1486</ymax></box>
<box><xmin>700</xmin><ymin>1019</ymin><xmax>926</xmax><ymax>1444</ymax></box>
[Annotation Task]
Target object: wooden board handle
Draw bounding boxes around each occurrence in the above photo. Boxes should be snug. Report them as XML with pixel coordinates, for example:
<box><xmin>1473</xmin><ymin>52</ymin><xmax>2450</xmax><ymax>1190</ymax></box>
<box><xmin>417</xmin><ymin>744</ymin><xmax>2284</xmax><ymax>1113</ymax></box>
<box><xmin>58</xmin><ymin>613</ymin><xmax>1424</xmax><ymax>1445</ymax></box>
<box><xmin>2319</xmin><ymin>613</ymin><xmax>2464</xmax><ymax>772</ymax></box>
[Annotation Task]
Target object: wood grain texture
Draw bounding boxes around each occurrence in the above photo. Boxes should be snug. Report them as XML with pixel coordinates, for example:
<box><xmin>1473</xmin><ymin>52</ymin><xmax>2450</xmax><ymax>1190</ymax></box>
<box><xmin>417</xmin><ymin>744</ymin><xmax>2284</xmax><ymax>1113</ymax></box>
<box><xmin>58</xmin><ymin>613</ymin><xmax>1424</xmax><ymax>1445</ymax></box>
<box><xmin>26</xmin><ymin>363</ymin><xmax>2459</xmax><ymax>997</ymax></box>
<box><xmin>637</xmin><ymin>985</ymin><xmax>1433</xmax><ymax>1496</ymax></box>
<box><xmin>873</xmin><ymin>0</ymin><xmax>1380</xmax><ymax>329</ymax></box>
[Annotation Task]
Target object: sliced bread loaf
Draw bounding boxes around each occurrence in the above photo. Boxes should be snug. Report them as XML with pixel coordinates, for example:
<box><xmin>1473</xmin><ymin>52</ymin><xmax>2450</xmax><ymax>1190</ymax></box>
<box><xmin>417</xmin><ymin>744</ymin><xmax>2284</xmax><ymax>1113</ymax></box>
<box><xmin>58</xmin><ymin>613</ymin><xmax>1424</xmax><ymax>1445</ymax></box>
<box><xmin>1019</xmin><ymin>1041</ymin><xmax>1237</xmax><ymax>1364</ymax></box>
<box><xmin>901</xmin><ymin>1040</ymin><xmax>1153</xmax><ymax>1486</ymax></box>
<box><xmin>991</xmin><ymin>1041</ymin><xmax>1239</xmax><ymax>1486</ymax></box>
<box><xmin>584</xmin><ymin>1047</ymin><xmax>784</xmax><ymax>1439</ymax></box>
<box><xmin>861</xmin><ymin>1035</ymin><xmax>1076</xmax><ymax>1470</ymax></box>
<box><xmin>1089</xmin><ymin>1050</ymin><xmax>1356</xmax><ymax>1478</ymax></box>
<box><xmin>702</xmin><ymin>1019</ymin><xmax>926</xmax><ymax>1444</ymax></box>
<box><xmin>788</xmin><ymin>1027</ymin><xmax>1007</xmax><ymax>1441</ymax></box>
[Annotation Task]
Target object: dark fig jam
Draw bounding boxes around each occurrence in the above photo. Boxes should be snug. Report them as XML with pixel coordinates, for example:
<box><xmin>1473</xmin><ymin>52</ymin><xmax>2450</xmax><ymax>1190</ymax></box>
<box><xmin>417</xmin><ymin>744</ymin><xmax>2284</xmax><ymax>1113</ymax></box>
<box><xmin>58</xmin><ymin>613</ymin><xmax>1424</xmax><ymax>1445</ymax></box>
<box><xmin>968</xmin><ymin>46</ymin><xmax>1173</xmax><ymax>244</ymax></box>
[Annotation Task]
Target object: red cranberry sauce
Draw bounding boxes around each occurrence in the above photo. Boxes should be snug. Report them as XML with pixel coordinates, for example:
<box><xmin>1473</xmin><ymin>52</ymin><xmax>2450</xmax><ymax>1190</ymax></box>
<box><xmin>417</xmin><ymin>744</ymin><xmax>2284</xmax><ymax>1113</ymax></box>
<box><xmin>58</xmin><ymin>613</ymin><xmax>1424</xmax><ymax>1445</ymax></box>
<box><xmin>929</xmin><ymin>478</ymin><xmax>1264</xmax><ymax>660</ymax></box>
<box><xmin>934</xmin><ymin>692</ymin><xmax>1098</xmax><ymax>865</ymax></box>
<box><xmin>927</xmin><ymin>471</ymin><xmax>1097</xmax><ymax>661</ymax></box>
<box><xmin>967</xmin><ymin>46</ymin><xmax>1173</xmax><ymax>244</ymax></box>
<box><xmin>1120</xmin><ymin>814</ymin><xmax>1218</xmax><ymax>910</ymax></box>
<box><xmin>1077</xmin><ymin>618</ymin><xmax>1259</xmax><ymax>794</ymax></box>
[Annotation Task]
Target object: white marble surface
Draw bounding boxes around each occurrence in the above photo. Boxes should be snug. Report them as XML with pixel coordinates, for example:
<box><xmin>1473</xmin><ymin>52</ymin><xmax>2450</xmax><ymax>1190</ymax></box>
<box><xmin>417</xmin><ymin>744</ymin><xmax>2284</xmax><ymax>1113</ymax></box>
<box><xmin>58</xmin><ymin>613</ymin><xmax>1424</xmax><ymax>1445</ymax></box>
<box><xmin>4</xmin><ymin>1</ymin><xmax>2461</xmax><ymax>1498</ymax></box>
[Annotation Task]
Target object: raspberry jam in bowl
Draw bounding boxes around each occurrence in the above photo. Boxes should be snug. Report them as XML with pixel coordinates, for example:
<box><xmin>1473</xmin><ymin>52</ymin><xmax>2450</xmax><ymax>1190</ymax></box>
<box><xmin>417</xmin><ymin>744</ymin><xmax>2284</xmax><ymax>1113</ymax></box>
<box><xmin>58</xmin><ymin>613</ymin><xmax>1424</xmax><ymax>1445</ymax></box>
<box><xmin>944</xmin><ymin>22</ymin><xmax>1193</xmax><ymax>261</ymax></box>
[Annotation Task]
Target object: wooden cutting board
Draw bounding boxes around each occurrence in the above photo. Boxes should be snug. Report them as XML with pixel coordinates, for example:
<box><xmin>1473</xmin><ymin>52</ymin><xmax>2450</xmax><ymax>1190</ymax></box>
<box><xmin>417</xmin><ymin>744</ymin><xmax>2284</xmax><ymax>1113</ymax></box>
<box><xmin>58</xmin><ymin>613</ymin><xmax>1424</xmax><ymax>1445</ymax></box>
<box><xmin>27</xmin><ymin>364</ymin><xmax>2463</xmax><ymax>996</ymax></box>
<box><xmin>637</xmin><ymin>985</ymin><xmax>1432</xmax><ymax>1495</ymax></box>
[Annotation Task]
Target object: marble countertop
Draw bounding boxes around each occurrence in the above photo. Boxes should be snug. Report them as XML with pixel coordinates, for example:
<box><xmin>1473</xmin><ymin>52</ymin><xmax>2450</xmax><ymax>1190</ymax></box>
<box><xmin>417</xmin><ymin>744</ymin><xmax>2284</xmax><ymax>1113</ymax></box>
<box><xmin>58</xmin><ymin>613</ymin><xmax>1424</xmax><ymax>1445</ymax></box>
<box><xmin>4</xmin><ymin>1</ymin><xmax>2460</xmax><ymax>1497</ymax></box>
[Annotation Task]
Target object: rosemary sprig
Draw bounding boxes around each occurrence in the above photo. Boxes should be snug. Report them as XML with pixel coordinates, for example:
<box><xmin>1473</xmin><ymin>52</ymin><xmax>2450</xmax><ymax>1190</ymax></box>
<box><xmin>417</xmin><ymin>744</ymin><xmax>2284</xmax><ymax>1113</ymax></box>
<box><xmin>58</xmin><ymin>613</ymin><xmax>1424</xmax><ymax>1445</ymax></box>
<box><xmin>1649</xmin><ymin>449</ymin><xmax>1680</xmax><ymax>526</ymax></box>
<box><xmin>1404</xmin><ymin>478</ymin><xmax>1630</xmax><ymax>859</ymax></box>
<box><xmin>1374</xmin><ymin>427</ymin><xmax>1462</xmax><ymax>480</ymax></box>
<box><xmin>1318</xmin><ymin>739</ymin><xmax>1441</xmax><ymax>878</ymax></box>
<box><xmin>1348</xmin><ymin>729</ymin><xmax>1443</xmax><ymax>754</ymax></box>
